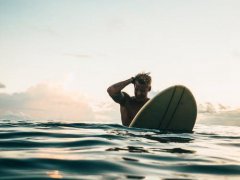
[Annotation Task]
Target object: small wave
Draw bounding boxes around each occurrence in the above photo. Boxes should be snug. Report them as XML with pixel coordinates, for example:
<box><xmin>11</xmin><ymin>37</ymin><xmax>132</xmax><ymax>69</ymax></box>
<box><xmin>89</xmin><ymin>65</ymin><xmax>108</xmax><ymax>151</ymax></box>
<box><xmin>173</xmin><ymin>164</ymin><xmax>240</xmax><ymax>175</ymax></box>
<box><xmin>0</xmin><ymin>138</ymin><xmax>117</xmax><ymax>149</ymax></box>
<box><xmin>0</xmin><ymin>120</ymin><xmax>239</xmax><ymax>179</ymax></box>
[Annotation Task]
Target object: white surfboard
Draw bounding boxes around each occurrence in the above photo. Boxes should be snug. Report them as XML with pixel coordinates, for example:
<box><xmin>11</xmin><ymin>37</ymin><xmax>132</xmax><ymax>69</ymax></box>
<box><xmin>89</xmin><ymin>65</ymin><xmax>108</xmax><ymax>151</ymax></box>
<box><xmin>129</xmin><ymin>85</ymin><xmax>197</xmax><ymax>132</ymax></box>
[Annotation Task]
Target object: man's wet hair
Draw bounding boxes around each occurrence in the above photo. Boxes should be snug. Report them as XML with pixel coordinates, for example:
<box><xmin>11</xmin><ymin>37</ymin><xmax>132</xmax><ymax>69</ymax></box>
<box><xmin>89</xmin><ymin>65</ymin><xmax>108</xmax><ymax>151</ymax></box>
<box><xmin>134</xmin><ymin>72</ymin><xmax>152</xmax><ymax>85</ymax></box>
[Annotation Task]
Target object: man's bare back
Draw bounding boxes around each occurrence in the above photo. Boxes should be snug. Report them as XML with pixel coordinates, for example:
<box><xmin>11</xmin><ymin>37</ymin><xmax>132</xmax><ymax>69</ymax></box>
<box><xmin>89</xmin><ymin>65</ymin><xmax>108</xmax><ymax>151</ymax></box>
<box><xmin>107</xmin><ymin>73</ymin><xmax>152</xmax><ymax>126</ymax></box>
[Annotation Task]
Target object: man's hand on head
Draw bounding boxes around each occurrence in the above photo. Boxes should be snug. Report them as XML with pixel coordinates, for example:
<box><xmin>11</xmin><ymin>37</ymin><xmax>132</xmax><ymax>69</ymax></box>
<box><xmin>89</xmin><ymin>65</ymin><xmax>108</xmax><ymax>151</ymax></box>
<box><xmin>133</xmin><ymin>72</ymin><xmax>151</xmax><ymax>85</ymax></box>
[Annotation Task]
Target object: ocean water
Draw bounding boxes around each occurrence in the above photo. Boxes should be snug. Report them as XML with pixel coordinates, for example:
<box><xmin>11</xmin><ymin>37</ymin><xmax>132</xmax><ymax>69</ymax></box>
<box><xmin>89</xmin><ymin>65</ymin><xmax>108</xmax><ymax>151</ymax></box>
<box><xmin>0</xmin><ymin>120</ymin><xmax>239</xmax><ymax>180</ymax></box>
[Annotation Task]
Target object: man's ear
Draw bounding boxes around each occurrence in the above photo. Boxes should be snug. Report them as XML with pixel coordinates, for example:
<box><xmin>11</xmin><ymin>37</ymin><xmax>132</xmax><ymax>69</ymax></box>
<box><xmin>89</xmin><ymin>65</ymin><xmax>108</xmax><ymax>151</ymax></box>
<box><xmin>148</xmin><ymin>86</ymin><xmax>151</xmax><ymax>91</ymax></box>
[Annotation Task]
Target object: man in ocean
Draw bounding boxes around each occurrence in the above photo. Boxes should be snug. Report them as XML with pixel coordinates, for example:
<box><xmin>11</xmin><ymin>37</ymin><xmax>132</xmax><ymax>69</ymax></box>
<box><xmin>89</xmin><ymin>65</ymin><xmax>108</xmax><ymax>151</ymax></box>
<box><xmin>107</xmin><ymin>72</ymin><xmax>152</xmax><ymax>126</ymax></box>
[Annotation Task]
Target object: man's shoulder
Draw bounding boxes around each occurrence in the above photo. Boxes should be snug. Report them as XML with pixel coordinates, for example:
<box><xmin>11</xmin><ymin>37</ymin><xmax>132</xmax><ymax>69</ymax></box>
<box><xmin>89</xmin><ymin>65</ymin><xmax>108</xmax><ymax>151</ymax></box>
<box><xmin>122</xmin><ymin>91</ymin><xmax>131</xmax><ymax>98</ymax></box>
<box><xmin>110</xmin><ymin>91</ymin><xmax>131</xmax><ymax>105</ymax></box>
<box><xmin>117</xmin><ymin>91</ymin><xmax>131</xmax><ymax>100</ymax></box>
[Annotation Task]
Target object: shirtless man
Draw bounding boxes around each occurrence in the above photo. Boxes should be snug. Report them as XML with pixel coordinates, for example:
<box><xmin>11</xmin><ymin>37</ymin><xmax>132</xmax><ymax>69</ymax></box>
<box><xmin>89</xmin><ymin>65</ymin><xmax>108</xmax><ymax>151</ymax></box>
<box><xmin>107</xmin><ymin>73</ymin><xmax>152</xmax><ymax>126</ymax></box>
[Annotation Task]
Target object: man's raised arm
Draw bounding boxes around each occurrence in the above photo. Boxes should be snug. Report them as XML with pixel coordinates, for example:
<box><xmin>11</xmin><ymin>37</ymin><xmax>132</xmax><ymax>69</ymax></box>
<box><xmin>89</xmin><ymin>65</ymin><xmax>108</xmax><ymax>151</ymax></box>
<box><xmin>107</xmin><ymin>77</ymin><xmax>134</xmax><ymax>97</ymax></box>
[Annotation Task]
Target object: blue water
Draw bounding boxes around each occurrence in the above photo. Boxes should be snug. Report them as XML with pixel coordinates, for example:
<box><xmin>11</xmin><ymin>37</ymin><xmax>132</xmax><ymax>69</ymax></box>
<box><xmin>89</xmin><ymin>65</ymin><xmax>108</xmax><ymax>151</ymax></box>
<box><xmin>0</xmin><ymin>120</ymin><xmax>239</xmax><ymax>179</ymax></box>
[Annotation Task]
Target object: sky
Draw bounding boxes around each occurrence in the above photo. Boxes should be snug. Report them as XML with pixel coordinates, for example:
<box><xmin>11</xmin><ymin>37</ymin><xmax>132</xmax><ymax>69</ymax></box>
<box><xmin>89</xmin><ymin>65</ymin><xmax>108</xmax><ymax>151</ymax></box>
<box><xmin>0</xmin><ymin>0</ymin><xmax>240</xmax><ymax>123</ymax></box>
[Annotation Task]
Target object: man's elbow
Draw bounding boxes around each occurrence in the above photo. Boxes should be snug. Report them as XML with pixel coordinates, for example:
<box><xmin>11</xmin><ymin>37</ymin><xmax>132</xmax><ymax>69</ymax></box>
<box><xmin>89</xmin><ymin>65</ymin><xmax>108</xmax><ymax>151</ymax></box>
<box><xmin>107</xmin><ymin>86</ymin><xmax>120</xmax><ymax>96</ymax></box>
<box><xmin>107</xmin><ymin>87</ymin><xmax>114</xmax><ymax>96</ymax></box>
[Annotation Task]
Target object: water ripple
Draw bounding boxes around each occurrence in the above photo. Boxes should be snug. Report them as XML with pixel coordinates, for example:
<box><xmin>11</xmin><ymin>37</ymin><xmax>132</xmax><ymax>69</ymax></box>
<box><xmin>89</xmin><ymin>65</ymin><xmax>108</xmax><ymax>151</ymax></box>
<box><xmin>0</xmin><ymin>121</ymin><xmax>239</xmax><ymax>179</ymax></box>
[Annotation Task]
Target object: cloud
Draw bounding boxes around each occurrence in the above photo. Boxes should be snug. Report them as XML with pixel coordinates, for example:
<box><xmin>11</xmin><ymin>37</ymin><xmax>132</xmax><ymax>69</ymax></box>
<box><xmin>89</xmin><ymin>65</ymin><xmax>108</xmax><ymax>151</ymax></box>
<box><xmin>197</xmin><ymin>102</ymin><xmax>240</xmax><ymax>126</ymax></box>
<box><xmin>91</xmin><ymin>101</ymin><xmax>119</xmax><ymax>123</ymax></box>
<box><xmin>198</xmin><ymin>102</ymin><xmax>216</xmax><ymax>113</ymax></box>
<box><xmin>0</xmin><ymin>83</ymin><xmax>5</xmax><ymax>88</ymax></box>
<box><xmin>0</xmin><ymin>83</ymin><xmax>95</xmax><ymax>122</ymax></box>
<box><xmin>198</xmin><ymin>102</ymin><xmax>231</xmax><ymax>113</ymax></box>
<box><xmin>198</xmin><ymin>109</ymin><xmax>240</xmax><ymax>126</ymax></box>
<box><xmin>1</xmin><ymin>84</ymin><xmax>238</xmax><ymax>126</ymax></box>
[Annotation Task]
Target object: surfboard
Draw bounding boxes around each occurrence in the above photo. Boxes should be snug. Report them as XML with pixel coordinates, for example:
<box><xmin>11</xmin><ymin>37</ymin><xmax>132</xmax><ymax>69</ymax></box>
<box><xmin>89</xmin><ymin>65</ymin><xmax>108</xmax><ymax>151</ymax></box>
<box><xmin>129</xmin><ymin>85</ymin><xmax>197</xmax><ymax>132</ymax></box>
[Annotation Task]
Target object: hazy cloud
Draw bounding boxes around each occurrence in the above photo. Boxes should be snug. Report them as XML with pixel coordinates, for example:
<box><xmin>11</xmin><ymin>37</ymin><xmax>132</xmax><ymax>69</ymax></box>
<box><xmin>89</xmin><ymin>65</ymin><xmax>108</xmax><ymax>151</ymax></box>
<box><xmin>1</xmin><ymin>84</ymin><xmax>239</xmax><ymax>126</ymax></box>
<box><xmin>0</xmin><ymin>83</ymin><xmax>5</xmax><ymax>88</ymax></box>
<box><xmin>197</xmin><ymin>102</ymin><xmax>240</xmax><ymax>126</ymax></box>
<box><xmin>198</xmin><ymin>102</ymin><xmax>217</xmax><ymax>113</ymax></box>
<box><xmin>198</xmin><ymin>109</ymin><xmax>240</xmax><ymax>126</ymax></box>
<box><xmin>198</xmin><ymin>102</ymin><xmax>232</xmax><ymax>113</ymax></box>
<box><xmin>91</xmin><ymin>101</ymin><xmax>119</xmax><ymax>123</ymax></box>
<box><xmin>0</xmin><ymin>83</ymin><xmax>95</xmax><ymax>122</ymax></box>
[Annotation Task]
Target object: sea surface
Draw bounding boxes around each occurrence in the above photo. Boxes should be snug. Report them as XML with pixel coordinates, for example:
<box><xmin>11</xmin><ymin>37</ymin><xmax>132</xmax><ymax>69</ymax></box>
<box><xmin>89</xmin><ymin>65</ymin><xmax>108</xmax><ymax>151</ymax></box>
<box><xmin>0</xmin><ymin>120</ymin><xmax>239</xmax><ymax>180</ymax></box>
